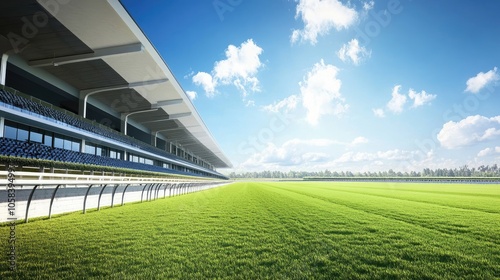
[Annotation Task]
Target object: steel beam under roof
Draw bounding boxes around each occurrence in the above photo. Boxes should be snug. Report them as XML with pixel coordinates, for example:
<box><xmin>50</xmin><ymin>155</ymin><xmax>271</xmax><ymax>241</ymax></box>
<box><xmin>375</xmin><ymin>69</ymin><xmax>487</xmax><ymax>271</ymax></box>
<box><xmin>153</xmin><ymin>99</ymin><xmax>183</xmax><ymax>107</ymax></box>
<box><xmin>80</xmin><ymin>79</ymin><xmax>169</xmax><ymax>118</ymax></box>
<box><xmin>123</xmin><ymin>108</ymin><xmax>159</xmax><ymax>135</ymax></box>
<box><xmin>29</xmin><ymin>43</ymin><xmax>144</xmax><ymax>67</ymax></box>
<box><xmin>142</xmin><ymin>113</ymin><xmax>192</xmax><ymax>124</ymax></box>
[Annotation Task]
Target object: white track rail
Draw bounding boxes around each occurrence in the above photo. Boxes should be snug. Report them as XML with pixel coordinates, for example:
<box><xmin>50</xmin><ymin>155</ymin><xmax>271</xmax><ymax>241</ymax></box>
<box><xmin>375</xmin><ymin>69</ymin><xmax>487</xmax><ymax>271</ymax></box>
<box><xmin>1</xmin><ymin>171</ymin><xmax>230</xmax><ymax>223</ymax></box>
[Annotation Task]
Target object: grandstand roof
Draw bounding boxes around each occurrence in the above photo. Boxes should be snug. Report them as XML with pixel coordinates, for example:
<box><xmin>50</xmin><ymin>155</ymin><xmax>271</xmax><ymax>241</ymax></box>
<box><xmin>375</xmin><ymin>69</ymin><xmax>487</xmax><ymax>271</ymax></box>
<box><xmin>0</xmin><ymin>0</ymin><xmax>232</xmax><ymax>168</ymax></box>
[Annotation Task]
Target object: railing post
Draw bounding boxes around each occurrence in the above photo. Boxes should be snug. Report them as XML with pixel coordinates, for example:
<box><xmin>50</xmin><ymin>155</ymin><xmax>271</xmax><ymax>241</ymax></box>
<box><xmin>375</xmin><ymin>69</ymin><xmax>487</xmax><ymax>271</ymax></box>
<box><xmin>48</xmin><ymin>184</ymin><xmax>62</xmax><ymax>219</ymax></box>
<box><xmin>83</xmin><ymin>184</ymin><xmax>94</xmax><ymax>214</ymax></box>
<box><xmin>148</xmin><ymin>183</ymin><xmax>156</xmax><ymax>201</ymax></box>
<box><xmin>163</xmin><ymin>183</ymin><xmax>170</xmax><ymax>198</ymax></box>
<box><xmin>177</xmin><ymin>183</ymin><xmax>181</xmax><ymax>196</ymax></box>
<box><xmin>25</xmin><ymin>185</ymin><xmax>40</xmax><ymax>223</ymax></box>
<box><xmin>140</xmin><ymin>184</ymin><xmax>148</xmax><ymax>202</ymax></box>
<box><xmin>146</xmin><ymin>184</ymin><xmax>153</xmax><ymax>201</ymax></box>
<box><xmin>97</xmin><ymin>184</ymin><xmax>108</xmax><ymax>211</ymax></box>
<box><xmin>154</xmin><ymin>183</ymin><xmax>160</xmax><ymax>200</ymax></box>
<box><xmin>121</xmin><ymin>184</ymin><xmax>130</xmax><ymax>206</ymax></box>
<box><xmin>111</xmin><ymin>184</ymin><xmax>120</xmax><ymax>207</ymax></box>
<box><xmin>153</xmin><ymin>183</ymin><xmax>160</xmax><ymax>200</ymax></box>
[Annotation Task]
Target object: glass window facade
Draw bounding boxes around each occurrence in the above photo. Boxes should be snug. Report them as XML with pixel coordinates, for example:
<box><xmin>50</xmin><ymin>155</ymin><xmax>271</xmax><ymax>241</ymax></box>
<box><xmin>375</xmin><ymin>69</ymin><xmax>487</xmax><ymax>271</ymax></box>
<box><xmin>30</xmin><ymin>128</ymin><xmax>43</xmax><ymax>143</ymax></box>
<box><xmin>3</xmin><ymin>120</ymin><xmax>174</xmax><ymax>171</ymax></box>
<box><xmin>3</xmin><ymin>120</ymin><xmax>81</xmax><ymax>152</ymax></box>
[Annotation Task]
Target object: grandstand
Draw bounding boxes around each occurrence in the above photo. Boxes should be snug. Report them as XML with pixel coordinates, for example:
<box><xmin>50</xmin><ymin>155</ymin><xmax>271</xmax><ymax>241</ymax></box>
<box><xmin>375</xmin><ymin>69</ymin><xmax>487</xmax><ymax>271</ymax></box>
<box><xmin>0</xmin><ymin>0</ymin><xmax>232</xmax><ymax>222</ymax></box>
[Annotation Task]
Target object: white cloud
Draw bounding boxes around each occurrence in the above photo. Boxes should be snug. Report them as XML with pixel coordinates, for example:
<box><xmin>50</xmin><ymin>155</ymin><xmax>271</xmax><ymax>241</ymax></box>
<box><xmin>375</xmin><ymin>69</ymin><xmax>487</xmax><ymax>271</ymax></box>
<box><xmin>291</xmin><ymin>0</ymin><xmax>358</xmax><ymax>45</ymax></box>
<box><xmin>240</xmin><ymin>138</ymin><xmax>343</xmax><ymax>169</ymax></box>
<box><xmin>386</xmin><ymin>85</ymin><xmax>407</xmax><ymax>114</ymax></box>
<box><xmin>477</xmin><ymin>147</ymin><xmax>500</xmax><ymax>157</ymax></box>
<box><xmin>321</xmin><ymin>148</ymin><xmax>442</xmax><ymax>173</ymax></box>
<box><xmin>477</xmin><ymin>148</ymin><xmax>492</xmax><ymax>157</ymax></box>
<box><xmin>350</xmin><ymin>136</ymin><xmax>369</xmax><ymax>146</ymax></box>
<box><xmin>192</xmin><ymin>39</ymin><xmax>263</xmax><ymax>98</ymax></box>
<box><xmin>192</xmin><ymin>72</ymin><xmax>216</xmax><ymax>97</ymax></box>
<box><xmin>183</xmin><ymin>70</ymin><xmax>194</xmax><ymax>80</ymax></box>
<box><xmin>408</xmin><ymin>89</ymin><xmax>436</xmax><ymax>107</ymax></box>
<box><xmin>302</xmin><ymin>152</ymin><xmax>330</xmax><ymax>162</ymax></box>
<box><xmin>300</xmin><ymin>59</ymin><xmax>348</xmax><ymax>125</ymax></box>
<box><xmin>465</xmin><ymin>67</ymin><xmax>499</xmax><ymax>93</ymax></box>
<box><xmin>337</xmin><ymin>39</ymin><xmax>371</xmax><ymax>65</ymax></box>
<box><xmin>334</xmin><ymin>149</ymin><xmax>421</xmax><ymax>163</ymax></box>
<box><xmin>437</xmin><ymin>115</ymin><xmax>500</xmax><ymax>149</ymax></box>
<box><xmin>372</xmin><ymin>108</ymin><xmax>385</xmax><ymax>118</ymax></box>
<box><xmin>186</xmin><ymin>91</ymin><xmax>197</xmax><ymax>101</ymax></box>
<box><xmin>381</xmin><ymin>85</ymin><xmax>435</xmax><ymax>114</ymax></box>
<box><xmin>363</xmin><ymin>1</ymin><xmax>375</xmax><ymax>11</ymax></box>
<box><xmin>262</xmin><ymin>95</ymin><xmax>300</xmax><ymax>113</ymax></box>
<box><xmin>214</xmin><ymin>39</ymin><xmax>263</xmax><ymax>95</ymax></box>
<box><xmin>237</xmin><ymin>140</ymin><xmax>450</xmax><ymax>173</ymax></box>
<box><xmin>245</xmin><ymin>100</ymin><xmax>255</xmax><ymax>107</ymax></box>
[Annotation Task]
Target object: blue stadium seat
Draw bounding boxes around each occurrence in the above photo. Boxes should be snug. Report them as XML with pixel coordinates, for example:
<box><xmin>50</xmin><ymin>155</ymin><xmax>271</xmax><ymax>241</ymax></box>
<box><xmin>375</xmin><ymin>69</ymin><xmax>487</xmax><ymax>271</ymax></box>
<box><xmin>0</xmin><ymin>89</ymin><xmax>208</xmax><ymax>176</ymax></box>
<box><xmin>0</xmin><ymin>137</ymin><xmax>197</xmax><ymax>176</ymax></box>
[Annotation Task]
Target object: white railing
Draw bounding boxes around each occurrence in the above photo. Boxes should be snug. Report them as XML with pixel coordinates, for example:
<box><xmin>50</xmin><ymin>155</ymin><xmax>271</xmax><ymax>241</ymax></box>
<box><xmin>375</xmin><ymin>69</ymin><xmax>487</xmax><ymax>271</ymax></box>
<box><xmin>0</xmin><ymin>170</ymin><xmax>231</xmax><ymax>223</ymax></box>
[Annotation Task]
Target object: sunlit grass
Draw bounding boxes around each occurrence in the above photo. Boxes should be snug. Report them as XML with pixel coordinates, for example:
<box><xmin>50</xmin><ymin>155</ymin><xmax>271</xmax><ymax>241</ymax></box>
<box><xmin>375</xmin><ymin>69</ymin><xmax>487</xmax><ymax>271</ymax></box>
<box><xmin>1</xmin><ymin>182</ymin><xmax>499</xmax><ymax>279</ymax></box>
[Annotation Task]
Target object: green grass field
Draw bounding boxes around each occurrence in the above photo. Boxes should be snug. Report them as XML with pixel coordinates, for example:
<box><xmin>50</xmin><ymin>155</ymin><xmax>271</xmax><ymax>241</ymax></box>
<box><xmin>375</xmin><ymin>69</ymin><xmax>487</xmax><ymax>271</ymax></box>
<box><xmin>1</xmin><ymin>181</ymin><xmax>499</xmax><ymax>279</ymax></box>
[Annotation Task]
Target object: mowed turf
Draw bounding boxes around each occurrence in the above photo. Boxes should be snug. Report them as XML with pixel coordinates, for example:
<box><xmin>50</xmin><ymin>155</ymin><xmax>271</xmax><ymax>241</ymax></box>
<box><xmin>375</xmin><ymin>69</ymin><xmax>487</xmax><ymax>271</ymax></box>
<box><xmin>1</xmin><ymin>181</ymin><xmax>499</xmax><ymax>279</ymax></box>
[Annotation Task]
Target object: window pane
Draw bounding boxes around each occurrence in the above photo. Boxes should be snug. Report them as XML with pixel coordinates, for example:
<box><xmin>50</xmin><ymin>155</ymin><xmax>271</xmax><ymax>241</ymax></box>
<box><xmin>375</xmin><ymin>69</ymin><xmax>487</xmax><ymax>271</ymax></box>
<box><xmin>85</xmin><ymin>144</ymin><xmax>95</xmax><ymax>154</ymax></box>
<box><xmin>101</xmin><ymin>147</ymin><xmax>108</xmax><ymax>157</ymax></box>
<box><xmin>110</xmin><ymin>150</ymin><xmax>116</xmax><ymax>159</ymax></box>
<box><xmin>54</xmin><ymin>137</ymin><xmax>63</xmax><ymax>148</ymax></box>
<box><xmin>4</xmin><ymin>125</ymin><xmax>17</xmax><ymax>140</ymax></box>
<box><xmin>63</xmin><ymin>138</ymin><xmax>72</xmax><ymax>150</ymax></box>
<box><xmin>17</xmin><ymin>128</ymin><xmax>28</xmax><ymax>141</ymax></box>
<box><xmin>43</xmin><ymin>134</ymin><xmax>52</xmax><ymax>146</ymax></box>
<box><xmin>72</xmin><ymin>141</ymin><xmax>80</xmax><ymax>152</ymax></box>
<box><xmin>96</xmin><ymin>147</ymin><xmax>102</xmax><ymax>156</ymax></box>
<box><xmin>30</xmin><ymin>130</ymin><xmax>43</xmax><ymax>143</ymax></box>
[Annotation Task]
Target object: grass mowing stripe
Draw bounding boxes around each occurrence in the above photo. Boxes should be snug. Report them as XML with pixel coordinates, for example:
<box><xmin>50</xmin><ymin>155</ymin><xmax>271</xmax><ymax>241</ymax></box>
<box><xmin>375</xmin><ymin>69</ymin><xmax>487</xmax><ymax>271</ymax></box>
<box><xmin>282</xmin><ymin>180</ymin><xmax>500</xmax><ymax>213</ymax></box>
<box><xmin>1</xmin><ymin>181</ymin><xmax>498</xmax><ymax>279</ymax></box>
<box><xmin>255</xmin><ymin>182</ymin><xmax>500</xmax><ymax>277</ymax></box>
<box><xmin>267</xmin><ymin>182</ymin><xmax>500</xmax><ymax>245</ymax></box>
<box><xmin>264</xmin><ymin>183</ymin><xmax>469</xmax><ymax>237</ymax></box>
<box><xmin>306</xmin><ymin>182</ymin><xmax>500</xmax><ymax>214</ymax></box>
<box><xmin>305</xmin><ymin>183</ymin><xmax>500</xmax><ymax>214</ymax></box>
<box><xmin>310</xmin><ymin>182</ymin><xmax>500</xmax><ymax>197</ymax></box>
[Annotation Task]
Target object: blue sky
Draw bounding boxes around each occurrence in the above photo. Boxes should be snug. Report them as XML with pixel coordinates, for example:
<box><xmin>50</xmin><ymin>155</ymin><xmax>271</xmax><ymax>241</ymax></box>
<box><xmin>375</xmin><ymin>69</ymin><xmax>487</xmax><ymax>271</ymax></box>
<box><xmin>121</xmin><ymin>0</ymin><xmax>500</xmax><ymax>173</ymax></box>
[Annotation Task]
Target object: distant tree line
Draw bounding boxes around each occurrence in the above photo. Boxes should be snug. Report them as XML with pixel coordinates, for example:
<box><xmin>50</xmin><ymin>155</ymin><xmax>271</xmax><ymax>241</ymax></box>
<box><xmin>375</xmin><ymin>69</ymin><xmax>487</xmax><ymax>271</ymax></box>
<box><xmin>228</xmin><ymin>164</ymin><xmax>500</xmax><ymax>179</ymax></box>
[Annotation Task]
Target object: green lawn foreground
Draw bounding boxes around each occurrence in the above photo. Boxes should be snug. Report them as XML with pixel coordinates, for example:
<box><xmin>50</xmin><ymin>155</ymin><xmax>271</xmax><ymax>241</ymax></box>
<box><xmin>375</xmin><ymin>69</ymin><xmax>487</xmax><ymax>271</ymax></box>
<box><xmin>1</xmin><ymin>181</ymin><xmax>499</xmax><ymax>279</ymax></box>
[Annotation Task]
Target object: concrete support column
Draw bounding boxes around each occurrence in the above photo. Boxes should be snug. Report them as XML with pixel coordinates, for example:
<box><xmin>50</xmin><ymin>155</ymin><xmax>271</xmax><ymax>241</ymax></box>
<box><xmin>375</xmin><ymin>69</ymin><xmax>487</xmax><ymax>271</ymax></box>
<box><xmin>78</xmin><ymin>93</ymin><xmax>86</xmax><ymax>117</ymax></box>
<box><xmin>120</xmin><ymin>113</ymin><xmax>127</xmax><ymax>135</ymax></box>
<box><xmin>0</xmin><ymin>117</ymin><xmax>4</xmax><ymax>138</ymax></box>
<box><xmin>151</xmin><ymin>131</ymin><xmax>156</xmax><ymax>147</ymax></box>
<box><xmin>1</xmin><ymin>53</ymin><xmax>8</xmax><ymax>85</ymax></box>
<box><xmin>80</xmin><ymin>139</ymin><xmax>86</xmax><ymax>153</ymax></box>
